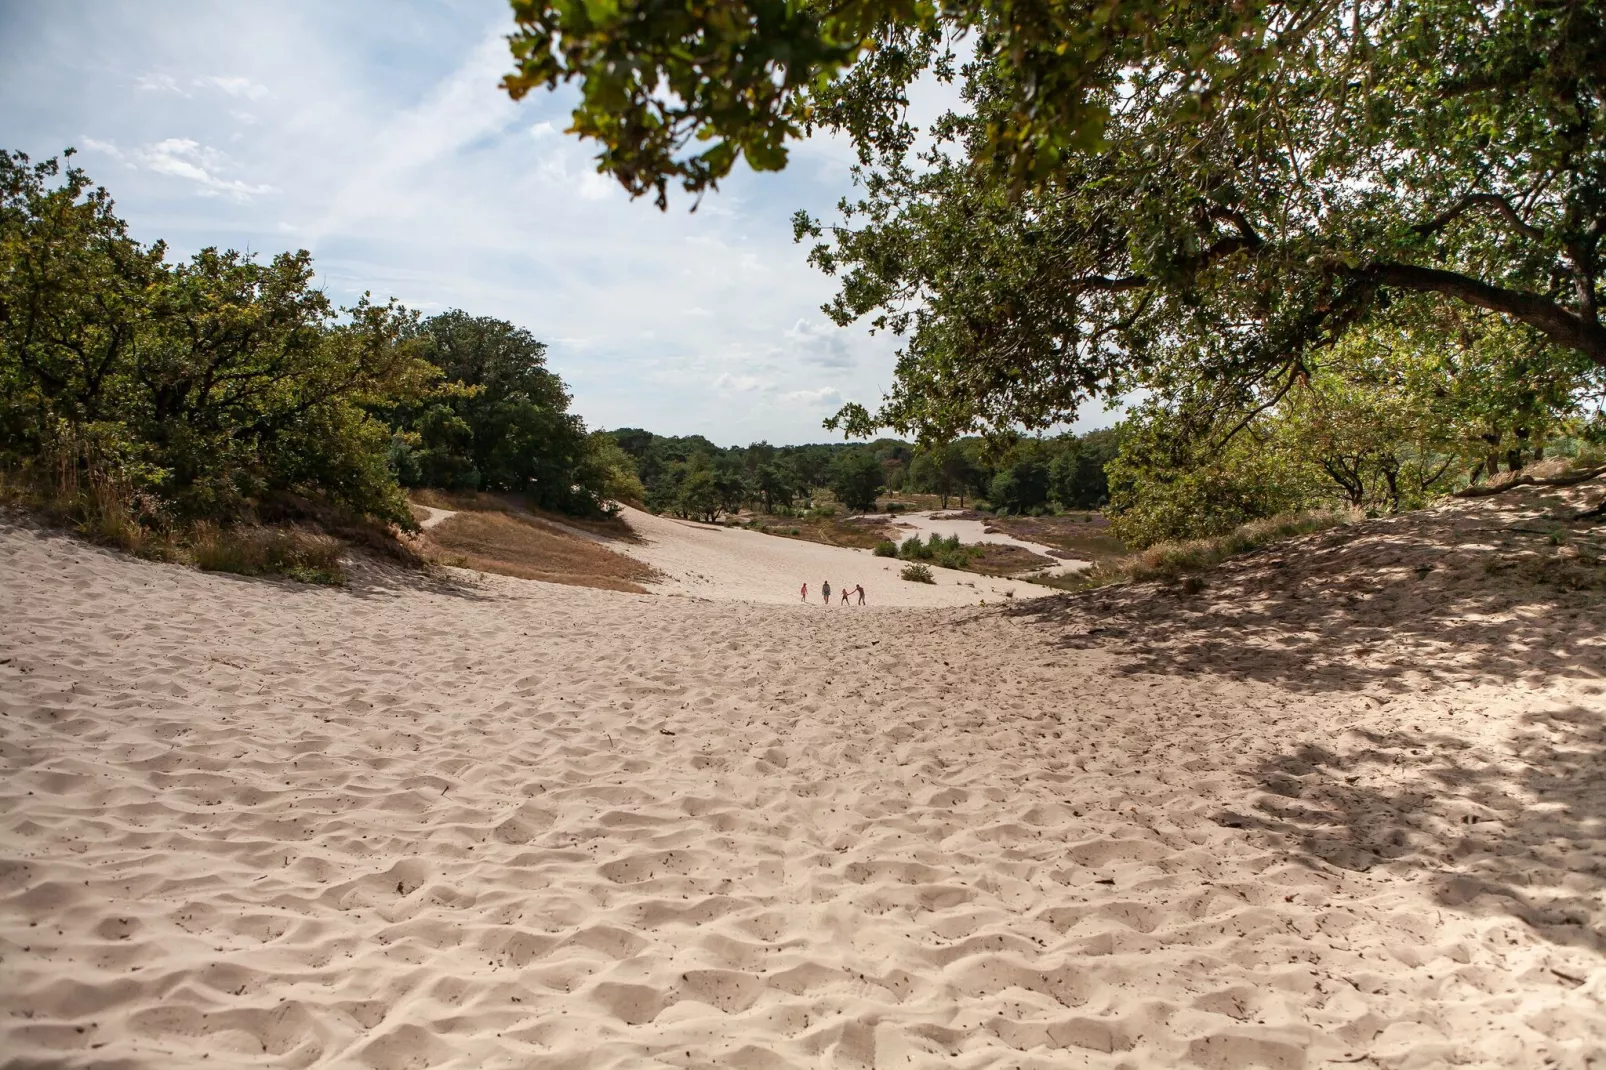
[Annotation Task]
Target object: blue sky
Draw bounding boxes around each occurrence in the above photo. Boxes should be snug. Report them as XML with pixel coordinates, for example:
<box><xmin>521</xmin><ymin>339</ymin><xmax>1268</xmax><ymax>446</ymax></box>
<box><xmin>1</xmin><ymin>1</ymin><xmax>1114</xmax><ymax>445</ymax></box>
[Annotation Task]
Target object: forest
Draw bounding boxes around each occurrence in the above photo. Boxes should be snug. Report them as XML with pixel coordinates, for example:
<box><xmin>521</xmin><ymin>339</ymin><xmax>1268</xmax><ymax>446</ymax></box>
<box><xmin>600</xmin><ymin>427</ymin><xmax>1118</xmax><ymax>521</ymax></box>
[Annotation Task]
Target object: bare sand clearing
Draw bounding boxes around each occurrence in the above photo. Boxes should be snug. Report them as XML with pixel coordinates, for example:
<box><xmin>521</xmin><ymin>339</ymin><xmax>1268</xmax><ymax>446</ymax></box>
<box><xmin>610</xmin><ymin>506</ymin><xmax>1045</xmax><ymax>606</ymax></box>
<box><xmin>3</xmin><ymin>480</ymin><xmax>1605</xmax><ymax>1068</ymax></box>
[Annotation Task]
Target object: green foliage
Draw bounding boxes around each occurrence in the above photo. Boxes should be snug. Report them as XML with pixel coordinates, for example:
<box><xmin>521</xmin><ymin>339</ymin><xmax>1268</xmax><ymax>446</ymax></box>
<box><xmin>872</xmin><ymin>539</ymin><xmax>898</xmax><ymax>557</ymax></box>
<box><xmin>1048</xmin><ymin>429</ymin><xmax>1118</xmax><ymax>510</ymax></box>
<box><xmin>828</xmin><ymin>448</ymin><xmax>884</xmax><ymax>512</ymax></box>
<box><xmin>989</xmin><ymin>458</ymin><xmax>1050</xmax><ymax>515</ymax></box>
<box><xmin>1105</xmin><ymin>403</ymin><xmax>1316</xmax><ymax>549</ymax></box>
<box><xmin>387</xmin><ymin>310</ymin><xmax>602</xmax><ymax>514</ymax></box>
<box><xmin>675</xmin><ymin>463</ymin><xmax>723</xmax><ymax>522</ymax></box>
<box><xmin>584</xmin><ymin>432</ymin><xmax>646</xmax><ymax>505</ymax></box>
<box><xmin>1</xmin><ymin>150</ymin><xmax>431</xmax><ymax>530</ymax></box>
<box><xmin>900</xmin><ymin>562</ymin><xmax>934</xmax><ymax>584</ymax></box>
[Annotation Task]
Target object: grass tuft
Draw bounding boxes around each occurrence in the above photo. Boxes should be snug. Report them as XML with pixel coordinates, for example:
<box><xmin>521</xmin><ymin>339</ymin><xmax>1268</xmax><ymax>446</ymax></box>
<box><xmin>900</xmin><ymin>562</ymin><xmax>935</xmax><ymax>584</ymax></box>
<box><xmin>190</xmin><ymin>523</ymin><xmax>347</xmax><ymax>585</ymax></box>
<box><xmin>1063</xmin><ymin>507</ymin><xmax>1362</xmax><ymax>589</ymax></box>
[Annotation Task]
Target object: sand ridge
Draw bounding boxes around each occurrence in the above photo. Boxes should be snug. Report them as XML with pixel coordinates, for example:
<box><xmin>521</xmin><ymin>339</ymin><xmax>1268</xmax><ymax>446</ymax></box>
<box><xmin>2</xmin><ymin>490</ymin><xmax>1605</xmax><ymax>1067</ymax></box>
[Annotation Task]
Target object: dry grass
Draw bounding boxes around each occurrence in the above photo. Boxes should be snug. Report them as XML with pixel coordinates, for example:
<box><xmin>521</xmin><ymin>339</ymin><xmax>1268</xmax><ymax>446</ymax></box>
<box><xmin>409</xmin><ymin>488</ymin><xmax>641</xmax><ymax>542</ymax></box>
<box><xmin>961</xmin><ymin>543</ymin><xmax>1060</xmax><ymax>576</ymax></box>
<box><xmin>739</xmin><ymin>511</ymin><xmax>896</xmax><ymax>550</ymax></box>
<box><xmin>1055</xmin><ymin>507</ymin><xmax>1362</xmax><ymax>589</ymax></box>
<box><xmin>983</xmin><ymin>512</ymin><xmax>1128</xmax><ymax>564</ymax></box>
<box><xmin>190</xmin><ymin>523</ymin><xmax>346</xmax><ymax>585</ymax></box>
<box><xmin>1</xmin><ymin>459</ymin><xmax>429</xmax><ymax>585</ymax></box>
<box><xmin>425</xmin><ymin>510</ymin><xmax>657</xmax><ymax>593</ymax></box>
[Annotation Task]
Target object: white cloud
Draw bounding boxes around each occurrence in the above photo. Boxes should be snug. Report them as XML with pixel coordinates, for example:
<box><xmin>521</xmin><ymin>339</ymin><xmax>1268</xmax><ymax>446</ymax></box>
<box><xmin>785</xmin><ymin>318</ymin><xmax>855</xmax><ymax>368</ymax></box>
<box><xmin>79</xmin><ymin>136</ymin><xmax>126</xmax><ymax>159</ymax></box>
<box><xmin>197</xmin><ymin>75</ymin><xmax>269</xmax><ymax>100</ymax></box>
<box><xmin>713</xmin><ymin>373</ymin><xmax>770</xmax><ymax>393</ymax></box>
<box><xmin>138</xmin><ymin>138</ymin><xmax>274</xmax><ymax>201</ymax></box>
<box><xmin>134</xmin><ymin>72</ymin><xmax>184</xmax><ymax>93</ymax></box>
<box><xmin>783</xmin><ymin>386</ymin><xmax>844</xmax><ymax>408</ymax></box>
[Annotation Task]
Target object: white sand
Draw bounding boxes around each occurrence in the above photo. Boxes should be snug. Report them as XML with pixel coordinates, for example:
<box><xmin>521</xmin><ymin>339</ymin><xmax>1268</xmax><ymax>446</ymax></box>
<box><xmin>3</xmin><ymin>482</ymin><xmax>1605</xmax><ymax>1068</ymax></box>
<box><xmin>611</xmin><ymin>506</ymin><xmax>1046</xmax><ymax>607</ymax></box>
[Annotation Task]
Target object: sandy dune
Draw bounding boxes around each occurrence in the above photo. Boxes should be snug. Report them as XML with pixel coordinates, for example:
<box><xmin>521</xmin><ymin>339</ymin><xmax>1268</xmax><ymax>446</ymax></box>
<box><xmin>2</xmin><ymin>481</ymin><xmax>1605</xmax><ymax>1068</ymax></box>
<box><xmin>609</xmin><ymin>506</ymin><xmax>1047</xmax><ymax>606</ymax></box>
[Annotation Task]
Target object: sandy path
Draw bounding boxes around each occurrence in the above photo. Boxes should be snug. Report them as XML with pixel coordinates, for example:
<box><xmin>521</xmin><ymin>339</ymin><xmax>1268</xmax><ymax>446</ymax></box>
<box><xmin>2</xmin><ymin>509</ymin><xmax>1603</xmax><ymax>1068</ymax></box>
<box><xmin>414</xmin><ymin>506</ymin><xmax>459</xmax><ymax>530</ymax></box>
<box><xmin>881</xmin><ymin>511</ymin><xmax>1090</xmax><ymax>576</ymax></box>
<box><xmin>613</xmin><ymin>506</ymin><xmax>1046</xmax><ymax>606</ymax></box>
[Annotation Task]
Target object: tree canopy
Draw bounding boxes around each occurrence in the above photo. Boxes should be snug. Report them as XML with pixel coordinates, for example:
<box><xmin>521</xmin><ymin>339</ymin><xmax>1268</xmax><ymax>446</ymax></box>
<box><xmin>504</xmin><ymin>0</ymin><xmax>1606</xmax><ymax>444</ymax></box>
<box><xmin>2</xmin><ymin>150</ymin><xmax>621</xmax><ymax>536</ymax></box>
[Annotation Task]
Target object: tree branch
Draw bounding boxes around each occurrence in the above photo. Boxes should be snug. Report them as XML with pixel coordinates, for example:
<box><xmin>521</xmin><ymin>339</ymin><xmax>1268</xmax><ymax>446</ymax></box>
<box><xmin>1360</xmin><ymin>262</ymin><xmax>1606</xmax><ymax>367</ymax></box>
<box><xmin>1414</xmin><ymin>193</ymin><xmax>1545</xmax><ymax>243</ymax></box>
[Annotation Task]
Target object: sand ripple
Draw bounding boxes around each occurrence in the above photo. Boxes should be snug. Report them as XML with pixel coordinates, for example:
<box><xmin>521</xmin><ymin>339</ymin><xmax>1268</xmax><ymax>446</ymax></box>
<box><xmin>2</xmin><ymin>517</ymin><xmax>1604</xmax><ymax>1068</ymax></box>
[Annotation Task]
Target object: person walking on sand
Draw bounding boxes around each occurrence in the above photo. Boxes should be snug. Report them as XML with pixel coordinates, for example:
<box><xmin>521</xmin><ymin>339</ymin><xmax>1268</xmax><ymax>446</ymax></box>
<box><xmin>821</xmin><ymin>580</ymin><xmax>831</xmax><ymax>605</ymax></box>
<box><xmin>800</xmin><ymin>582</ymin><xmax>808</xmax><ymax>602</ymax></box>
<box><xmin>856</xmin><ymin>584</ymin><xmax>866</xmax><ymax>605</ymax></box>
<box><xmin>841</xmin><ymin>585</ymin><xmax>851</xmax><ymax>605</ymax></box>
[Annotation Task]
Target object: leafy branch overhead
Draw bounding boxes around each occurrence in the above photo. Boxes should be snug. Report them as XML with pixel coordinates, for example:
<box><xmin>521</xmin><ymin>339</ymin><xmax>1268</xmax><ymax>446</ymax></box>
<box><xmin>504</xmin><ymin>0</ymin><xmax>1606</xmax><ymax>439</ymax></box>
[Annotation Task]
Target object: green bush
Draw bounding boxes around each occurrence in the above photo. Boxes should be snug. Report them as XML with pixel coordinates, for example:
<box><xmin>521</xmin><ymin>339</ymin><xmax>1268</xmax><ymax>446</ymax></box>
<box><xmin>872</xmin><ymin>540</ymin><xmax>898</xmax><ymax>557</ymax></box>
<box><xmin>1</xmin><ymin>151</ymin><xmax>431</xmax><ymax>533</ymax></box>
<box><xmin>900</xmin><ymin>562</ymin><xmax>935</xmax><ymax>583</ymax></box>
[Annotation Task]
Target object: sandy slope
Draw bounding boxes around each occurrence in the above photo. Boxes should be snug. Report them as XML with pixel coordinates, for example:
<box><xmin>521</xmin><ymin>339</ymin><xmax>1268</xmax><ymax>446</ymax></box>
<box><xmin>610</xmin><ymin>506</ymin><xmax>1046</xmax><ymax>606</ymax></box>
<box><xmin>2</xmin><ymin>481</ymin><xmax>1605</xmax><ymax>1069</ymax></box>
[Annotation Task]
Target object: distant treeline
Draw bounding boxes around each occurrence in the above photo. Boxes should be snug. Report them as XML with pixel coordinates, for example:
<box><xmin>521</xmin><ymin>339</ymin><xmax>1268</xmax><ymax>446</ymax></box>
<box><xmin>0</xmin><ymin>150</ymin><xmax>621</xmax><ymax>541</ymax></box>
<box><xmin>600</xmin><ymin>427</ymin><xmax>1120</xmax><ymax>520</ymax></box>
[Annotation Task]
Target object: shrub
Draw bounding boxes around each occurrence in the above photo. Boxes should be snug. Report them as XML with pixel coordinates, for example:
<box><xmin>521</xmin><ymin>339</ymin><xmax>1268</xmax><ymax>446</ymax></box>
<box><xmin>190</xmin><ymin>523</ymin><xmax>346</xmax><ymax>584</ymax></box>
<box><xmin>901</xmin><ymin>562</ymin><xmax>935</xmax><ymax>583</ymax></box>
<box><xmin>872</xmin><ymin>540</ymin><xmax>898</xmax><ymax>557</ymax></box>
<box><xmin>1084</xmin><ymin>506</ymin><xmax>1359</xmax><ymax>587</ymax></box>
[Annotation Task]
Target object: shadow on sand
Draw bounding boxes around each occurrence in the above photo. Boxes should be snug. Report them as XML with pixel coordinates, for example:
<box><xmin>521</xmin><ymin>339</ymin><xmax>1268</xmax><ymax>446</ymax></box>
<box><xmin>1005</xmin><ymin>485</ymin><xmax>1606</xmax><ymax>953</ymax></box>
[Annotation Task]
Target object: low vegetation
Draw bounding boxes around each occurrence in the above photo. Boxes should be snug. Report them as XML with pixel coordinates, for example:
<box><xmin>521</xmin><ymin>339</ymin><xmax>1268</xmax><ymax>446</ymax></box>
<box><xmin>900</xmin><ymin>562</ymin><xmax>934</xmax><ymax>584</ymax></box>
<box><xmin>422</xmin><ymin>507</ymin><xmax>656</xmax><ymax>593</ymax></box>
<box><xmin>738</xmin><ymin>509</ymin><xmax>892</xmax><ymax>550</ymax></box>
<box><xmin>190</xmin><ymin>524</ymin><xmax>346</xmax><ymax>585</ymax></box>
<box><xmin>1041</xmin><ymin>508</ymin><xmax>1362</xmax><ymax>591</ymax></box>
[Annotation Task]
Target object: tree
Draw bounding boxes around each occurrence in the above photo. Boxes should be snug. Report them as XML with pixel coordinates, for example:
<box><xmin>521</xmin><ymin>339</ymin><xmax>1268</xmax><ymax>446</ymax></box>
<box><xmin>828</xmin><ymin>448</ymin><xmax>884</xmax><ymax>512</ymax></box>
<box><xmin>754</xmin><ymin>462</ymin><xmax>796</xmax><ymax>511</ymax></box>
<box><xmin>391</xmin><ymin>310</ymin><xmax>600</xmax><ymax>513</ymax></box>
<box><xmin>584</xmin><ymin>431</ymin><xmax>646</xmax><ymax>505</ymax></box>
<box><xmin>989</xmin><ymin>458</ymin><xmax>1050</xmax><ymax>514</ymax></box>
<box><xmin>2</xmin><ymin>151</ymin><xmax>431</xmax><ymax>526</ymax></box>
<box><xmin>505</xmin><ymin>2</ymin><xmax>1606</xmax><ymax>447</ymax></box>
<box><xmin>1049</xmin><ymin>429</ymin><xmax>1118</xmax><ymax>510</ymax></box>
<box><xmin>675</xmin><ymin>463</ymin><xmax>723</xmax><ymax>522</ymax></box>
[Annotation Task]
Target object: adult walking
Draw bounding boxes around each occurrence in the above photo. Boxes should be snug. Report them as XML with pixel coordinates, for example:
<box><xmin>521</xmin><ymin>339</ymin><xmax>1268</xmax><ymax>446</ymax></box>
<box><xmin>821</xmin><ymin>580</ymin><xmax>831</xmax><ymax>605</ymax></box>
